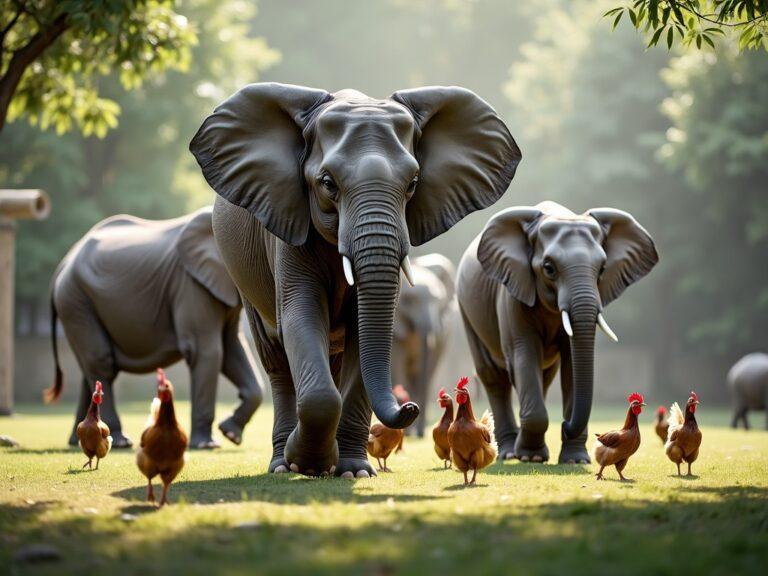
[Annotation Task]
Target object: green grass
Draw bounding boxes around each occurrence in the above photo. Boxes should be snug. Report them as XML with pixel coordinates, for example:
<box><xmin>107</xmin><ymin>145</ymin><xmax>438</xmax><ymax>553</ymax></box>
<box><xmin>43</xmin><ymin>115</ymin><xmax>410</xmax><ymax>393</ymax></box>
<box><xmin>2</xmin><ymin>402</ymin><xmax>767</xmax><ymax>576</ymax></box>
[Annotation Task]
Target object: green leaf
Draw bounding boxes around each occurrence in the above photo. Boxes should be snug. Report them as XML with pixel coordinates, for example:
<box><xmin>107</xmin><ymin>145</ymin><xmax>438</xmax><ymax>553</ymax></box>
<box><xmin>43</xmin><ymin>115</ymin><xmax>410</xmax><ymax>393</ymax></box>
<box><xmin>613</xmin><ymin>10</ymin><xmax>624</xmax><ymax>30</ymax></box>
<box><xmin>649</xmin><ymin>25</ymin><xmax>665</xmax><ymax>47</ymax></box>
<box><xmin>703</xmin><ymin>34</ymin><xmax>716</xmax><ymax>48</ymax></box>
<box><xmin>667</xmin><ymin>25</ymin><xmax>674</xmax><ymax>48</ymax></box>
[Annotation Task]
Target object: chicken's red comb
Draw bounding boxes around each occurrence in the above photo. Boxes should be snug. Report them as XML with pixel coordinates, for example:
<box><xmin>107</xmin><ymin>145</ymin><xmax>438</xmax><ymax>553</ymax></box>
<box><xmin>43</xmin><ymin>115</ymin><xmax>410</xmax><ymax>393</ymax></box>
<box><xmin>156</xmin><ymin>368</ymin><xmax>167</xmax><ymax>386</ymax></box>
<box><xmin>94</xmin><ymin>381</ymin><xmax>103</xmax><ymax>393</ymax></box>
<box><xmin>627</xmin><ymin>392</ymin><xmax>644</xmax><ymax>404</ymax></box>
<box><xmin>456</xmin><ymin>376</ymin><xmax>469</xmax><ymax>390</ymax></box>
<box><xmin>689</xmin><ymin>391</ymin><xmax>698</xmax><ymax>402</ymax></box>
<box><xmin>656</xmin><ymin>405</ymin><xmax>666</xmax><ymax>413</ymax></box>
<box><xmin>438</xmin><ymin>387</ymin><xmax>448</xmax><ymax>399</ymax></box>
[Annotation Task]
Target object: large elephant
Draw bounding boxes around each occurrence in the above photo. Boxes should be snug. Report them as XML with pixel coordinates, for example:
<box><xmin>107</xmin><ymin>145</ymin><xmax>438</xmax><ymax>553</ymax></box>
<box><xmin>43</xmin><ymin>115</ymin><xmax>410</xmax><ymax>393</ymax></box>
<box><xmin>190</xmin><ymin>82</ymin><xmax>521</xmax><ymax>477</ymax></box>
<box><xmin>457</xmin><ymin>201</ymin><xmax>658</xmax><ymax>464</ymax></box>
<box><xmin>48</xmin><ymin>207</ymin><xmax>264</xmax><ymax>449</ymax></box>
<box><xmin>392</xmin><ymin>253</ymin><xmax>456</xmax><ymax>437</ymax></box>
<box><xmin>727</xmin><ymin>352</ymin><xmax>768</xmax><ymax>429</ymax></box>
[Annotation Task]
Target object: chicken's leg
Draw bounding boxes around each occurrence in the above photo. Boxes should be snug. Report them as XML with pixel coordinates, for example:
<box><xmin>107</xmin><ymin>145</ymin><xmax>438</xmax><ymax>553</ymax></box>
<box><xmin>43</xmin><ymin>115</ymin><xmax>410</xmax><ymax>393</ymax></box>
<box><xmin>159</xmin><ymin>482</ymin><xmax>171</xmax><ymax>507</ymax></box>
<box><xmin>376</xmin><ymin>457</ymin><xmax>383</xmax><ymax>471</ymax></box>
<box><xmin>463</xmin><ymin>470</ymin><xmax>469</xmax><ymax>485</ymax></box>
<box><xmin>676</xmin><ymin>462</ymin><xmax>681</xmax><ymax>477</ymax></box>
<box><xmin>686</xmin><ymin>462</ymin><xmax>693</xmax><ymax>476</ymax></box>
<box><xmin>146</xmin><ymin>480</ymin><xmax>155</xmax><ymax>504</ymax></box>
<box><xmin>95</xmin><ymin>458</ymin><xmax>100</xmax><ymax>471</ymax></box>
<box><xmin>470</xmin><ymin>469</ymin><xmax>477</xmax><ymax>485</ymax></box>
<box><xmin>82</xmin><ymin>458</ymin><xmax>92</xmax><ymax>470</ymax></box>
<box><xmin>595</xmin><ymin>465</ymin><xmax>605</xmax><ymax>480</ymax></box>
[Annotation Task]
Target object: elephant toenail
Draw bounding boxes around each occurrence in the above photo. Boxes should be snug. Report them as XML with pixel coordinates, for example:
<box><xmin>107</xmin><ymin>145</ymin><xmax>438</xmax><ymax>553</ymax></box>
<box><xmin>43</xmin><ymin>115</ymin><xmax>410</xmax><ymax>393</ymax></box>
<box><xmin>355</xmin><ymin>470</ymin><xmax>370</xmax><ymax>478</ymax></box>
<box><xmin>532</xmin><ymin>455</ymin><xmax>543</xmax><ymax>463</ymax></box>
<box><xmin>289</xmin><ymin>463</ymin><xmax>299</xmax><ymax>473</ymax></box>
<box><xmin>520</xmin><ymin>455</ymin><xmax>530</xmax><ymax>462</ymax></box>
<box><xmin>274</xmin><ymin>465</ymin><xmax>288</xmax><ymax>474</ymax></box>
<box><xmin>341</xmin><ymin>471</ymin><xmax>354</xmax><ymax>479</ymax></box>
<box><xmin>505</xmin><ymin>452</ymin><xmax>514</xmax><ymax>460</ymax></box>
<box><xmin>330</xmin><ymin>465</ymin><xmax>336</xmax><ymax>474</ymax></box>
<box><xmin>567</xmin><ymin>459</ymin><xmax>575</xmax><ymax>464</ymax></box>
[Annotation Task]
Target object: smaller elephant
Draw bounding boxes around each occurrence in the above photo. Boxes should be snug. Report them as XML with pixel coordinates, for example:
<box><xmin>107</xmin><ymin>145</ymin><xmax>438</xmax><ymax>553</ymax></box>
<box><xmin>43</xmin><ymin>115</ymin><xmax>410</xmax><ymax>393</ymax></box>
<box><xmin>392</xmin><ymin>253</ymin><xmax>456</xmax><ymax>437</ymax></box>
<box><xmin>727</xmin><ymin>352</ymin><xmax>768</xmax><ymax>429</ymax></box>
<box><xmin>47</xmin><ymin>207</ymin><xmax>264</xmax><ymax>449</ymax></box>
<box><xmin>458</xmin><ymin>201</ymin><xmax>658</xmax><ymax>464</ymax></box>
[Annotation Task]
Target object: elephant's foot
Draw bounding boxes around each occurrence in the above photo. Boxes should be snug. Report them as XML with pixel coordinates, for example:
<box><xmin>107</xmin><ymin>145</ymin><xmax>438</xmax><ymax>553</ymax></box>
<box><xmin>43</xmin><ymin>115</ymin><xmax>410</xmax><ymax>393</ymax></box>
<box><xmin>283</xmin><ymin>426</ymin><xmax>338</xmax><ymax>477</ymax></box>
<box><xmin>558</xmin><ymin>440</ymin><xmax>590</xmax><ymax>464</ymax></box>
<box><xmin>218</xmin><ymin>417</ymin><xmax>244</xmax><ymax>446</ymax></box>
<box><xmin>269</xmin><ymin>455</ymin><xmax>290</xmax><ymax>474</ymax></box>
<box><xmin>496</xmin><ymin>434</ymin><xmax>518</xmax><ymax>461</ymax></box>
<box><xmin>190</xmin><ymin>432</ymin><xmax>221</xmax><ymax>450</ymax></box>
<box><xmin>111</xmin><ymin>432</ymin><xmax>133</xmax><ymax>449</ymax></box>
<box><xmin>335</xmin><ymin>457</ymin><xmax>376</xmax><ymax>479</ymax></box>
<box><xmin>514</xmin><ymin>433</ymin><xmax>549</xmax><ymax>463</ymax></box>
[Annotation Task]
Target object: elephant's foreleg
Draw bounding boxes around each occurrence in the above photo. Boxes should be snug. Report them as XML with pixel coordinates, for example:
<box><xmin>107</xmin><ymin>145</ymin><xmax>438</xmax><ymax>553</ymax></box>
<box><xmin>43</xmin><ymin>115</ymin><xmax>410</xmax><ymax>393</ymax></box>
<box><xmin>462</xmin><ymin>309</ymin><xmax>518</xmax><ymax>461</ymax></box>
<box><xmin>219</xmin><ymin>319</ymin><xmax>264</xmax><ymax>445</ymax></box>
<box><xmin>185</xmin><ymin>340</ymin><xmax>223</xmax><ymax>449</ymax></box>
<box><xmin>98</xmin><ymin>379</ymin><xmax>131</xmax><ymax>448</ymax></box>
<box><xmin>336</xmin><ymin>320</ymin><xmax>377</xmax><ymax>478</ymax></box>
<box><xmin>558</xmin><ymin>343</ymin><xmax>589</xmax><ymax>464</ymax></box>
<box><xmin>511</xmin><ymin>343</ymin><xmax>549</xmax><ymax>463</ymax></box>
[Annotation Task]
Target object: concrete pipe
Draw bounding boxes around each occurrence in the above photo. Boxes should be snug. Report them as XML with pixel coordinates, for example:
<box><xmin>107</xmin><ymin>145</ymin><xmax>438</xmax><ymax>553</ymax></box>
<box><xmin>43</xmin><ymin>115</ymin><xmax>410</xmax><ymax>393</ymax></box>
<box><xmin>0</xmin><ymin>189</ymin><xmax>51</xmax><ymax>221</ymax></box>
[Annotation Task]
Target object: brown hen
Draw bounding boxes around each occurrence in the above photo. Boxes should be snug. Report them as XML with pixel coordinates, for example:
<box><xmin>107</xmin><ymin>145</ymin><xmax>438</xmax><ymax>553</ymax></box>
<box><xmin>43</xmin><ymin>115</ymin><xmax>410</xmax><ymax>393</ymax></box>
<box><xmin>665</xmin><ymin>392</ymin><xmax>702</xmax><ymax>477</ymax></box>
<box><xmin>448</xmin><ymin>377</ymin><xmax>496</xmax><ymax>485</ymax></box>
<box><xmin>432</xmin><ymin>387</ymin><xmax>454</xmax><ymax>468</ymax></box>
<box><xmin>76</xmin><ymin>381</ymin><xmax>112</xmax><ymax>470</ymax></box>
<box><xmin>594</xmin><ymin>392</ymin><xmax>645</xmax><ymax>481</ymax></box>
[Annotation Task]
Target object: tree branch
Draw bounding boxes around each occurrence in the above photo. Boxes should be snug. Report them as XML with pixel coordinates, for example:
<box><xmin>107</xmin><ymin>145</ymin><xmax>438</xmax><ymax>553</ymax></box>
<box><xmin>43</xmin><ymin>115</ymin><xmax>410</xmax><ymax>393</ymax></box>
<box><xmin>672</xmin><ymin>0</ymin><xmax>768</xmax><ymax>28</ymax></box>
<box><xmin>0</xmin><ymin>12</ymin><xmax>70</xmax><ymax>131</ymax></box>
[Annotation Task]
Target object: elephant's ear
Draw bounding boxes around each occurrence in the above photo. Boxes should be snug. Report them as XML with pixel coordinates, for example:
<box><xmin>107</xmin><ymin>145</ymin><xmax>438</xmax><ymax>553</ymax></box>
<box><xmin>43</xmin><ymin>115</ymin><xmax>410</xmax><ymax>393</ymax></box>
<box><xmin>589</xmin><ymin>208</ymin><xmax>659</xmax><ymax>307</ymax></box>
<box><xmin>391</xmin><ymin>86</ymin><xmax>522</xmax><ymax>246</ymax></box>
<box><xmin>413</xmin><ymin>253</ymin><xmax>456</xmax><ymax>303</ymax></box>
<box><xmin>178</xmin><ymin>207</ymin><xmax>241</xmax><ymax>308</ymax></box>
<box><xmin>477</xmin><ymin>207</ymin><xmax>542</xmax><ymax>307</ymax></box>
<box><xmin>190</xmin><ymin>83</ymin><xmax>332</xmax><ymax>246</ymax></box>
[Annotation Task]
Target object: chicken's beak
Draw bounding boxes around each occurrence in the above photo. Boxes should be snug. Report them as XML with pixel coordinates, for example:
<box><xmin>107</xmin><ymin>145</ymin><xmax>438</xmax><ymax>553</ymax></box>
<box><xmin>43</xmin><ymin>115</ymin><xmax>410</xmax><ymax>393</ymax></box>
<box><xmin>641</xmin><ymin>402</ymin><xmax>647</xmax><ymax>407</ymax></box>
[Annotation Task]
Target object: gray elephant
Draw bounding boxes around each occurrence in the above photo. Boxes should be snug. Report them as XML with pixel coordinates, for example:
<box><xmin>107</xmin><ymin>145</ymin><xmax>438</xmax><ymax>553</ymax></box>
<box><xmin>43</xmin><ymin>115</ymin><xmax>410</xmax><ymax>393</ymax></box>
<box><xmin>727</xmin><ymin>352</ymin><xmax>768</xmax><ymax>429</ymax></box>
<box><xmin>457</xmin><ymin>201</ymin><xmax>658</xmax><ymax>464</ymax></box>
<box><xmin>47</xmin><ymin>207</ymin><xmax>264</xmax><ymax>449</ymax></box>
<box><xmin>392</xmin><ymin>253</ymin><xmax>456</xmax><ymax>437</ymax></box>
<box><xmin>190</xmin><ymin>82</ymin><xmax>521</xmax><ymax>477</ymax></box>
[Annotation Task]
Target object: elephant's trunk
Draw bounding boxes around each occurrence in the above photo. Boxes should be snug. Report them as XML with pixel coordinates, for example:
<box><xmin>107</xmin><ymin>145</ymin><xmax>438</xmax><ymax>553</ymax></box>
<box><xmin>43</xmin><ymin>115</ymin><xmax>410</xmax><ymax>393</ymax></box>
<box><xmin>349</xmin><ymin>206</ymin><xmax>419</xmax><ymax>429</ymax></box>
<box><xmin>562</xmin><ymin>270</ymin><xmax>599</xmax><ymax>440</ymax></box>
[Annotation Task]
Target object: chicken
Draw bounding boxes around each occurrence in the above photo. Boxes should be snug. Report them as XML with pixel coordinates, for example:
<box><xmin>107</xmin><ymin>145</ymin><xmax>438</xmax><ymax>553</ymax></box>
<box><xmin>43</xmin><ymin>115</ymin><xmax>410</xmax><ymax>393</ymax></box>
<box><xmin>665</xmin><ymin>391</ymin><xmax>702</xmax><ymax>477</ymax></box>
<box><xmin>594</xmin><ymin>392</ymin><xmax>646</xmax><ymax>481</ymax></box>
<box><xmin>76</xmin><ymin>381</ymin><xmax>112</xmax><ymax>470</ymax></box>
<box><xmin>432</xmin><ymin>387</ymin><xmax>454</xmax><ymax>468</ymax></box>
<box><xmin>448</xmin><ymin>377</ymin><xmax>497</xmax><ymax>485</ymax></box>
<box><xmin>136</xmin><ymin>369</ymin><xmax>188</xmax><ymax>506</ymax></box>
<box><xmin>654</xmin><ymin>406</ymin><xmax>669</xmax><ymax>444</ymax></box>
<box><xmin>367</xmin><ymin>385</ymin><xmax>410</xmax><ymax>472</ymax></box>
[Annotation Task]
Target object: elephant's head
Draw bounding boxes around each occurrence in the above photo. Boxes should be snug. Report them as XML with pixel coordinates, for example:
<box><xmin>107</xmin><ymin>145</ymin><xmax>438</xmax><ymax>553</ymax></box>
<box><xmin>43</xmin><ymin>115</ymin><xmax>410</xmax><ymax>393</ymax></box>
<box><xmin>477</xmin><ymin>201</ymin><xmax>658</xmax><ymax>439</ymax></box>
<box><xmin>190</xmin><ymin>83</ymin><xmax>521</xmax><ymax>429</ymax></box>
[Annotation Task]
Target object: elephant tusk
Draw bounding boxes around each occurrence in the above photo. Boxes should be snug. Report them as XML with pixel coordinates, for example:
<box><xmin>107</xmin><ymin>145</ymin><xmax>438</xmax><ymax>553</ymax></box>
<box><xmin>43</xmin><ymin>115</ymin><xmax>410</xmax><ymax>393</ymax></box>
<box><xmin>561</xmin><ymin>310</ymin><xmax>573</xmax><ymax>337</ymax></box>
<box><xmin>342</xmin><ymin>255</ymin><xmax>355</xmax><ymax>286</ymax></box>
<box><xmin>401</xmin><ymin>255</ymin><xmax>415</xmax><ymax>287</ymax></box>
<box><xmin>597</xmin><ymin>312</ymin><xmax>618</xmax><ymax>343</ymax></box>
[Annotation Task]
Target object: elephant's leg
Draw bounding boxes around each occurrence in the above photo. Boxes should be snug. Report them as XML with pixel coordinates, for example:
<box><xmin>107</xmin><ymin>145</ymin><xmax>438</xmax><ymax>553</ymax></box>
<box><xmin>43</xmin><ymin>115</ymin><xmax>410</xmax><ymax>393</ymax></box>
<box><xmin>461</xmin><ymin>309</ymin><xmax>518</xmax><ymax>461</ymax></box>
<box><xmin>58</xmin><ymin>287</ymin><xmax>128</xmax><ymax>447</ymax></box>
<box><xmin>335</xmin><ymin>317</ymin><xmax>377</xmax><ymax>478</ymax></box>
<box><xmin>246</xmin><ymin>303</ymin><xmax>296</xmax><ymax>473</ymax></box>
<box><xmin>68</xmin><ymin>377</ymin><xmax>92</xmax><ymax>446</ymax></box>
<box><xmin>280</xmin><ymin>281</ymin><xmax>340</xmax><ymax>477</ymax></box>
<box><xmin>184</xmin><ymin>340</ymin><xmax>224</xmax><ymax>449</ymax></box>
<box><xmin>558</xmin><ymin>343</ymin><xmax>590</xmax><ymax>464</ymax></box>
<box><xmin>511</xmin><ymin>342</ymin><xmax>549</xmax><ymax>463</ymax></box>
<box><xmin>218</xmin><ymin>314</ymin><xmax>264</xmax><ymax>445</ymax></box>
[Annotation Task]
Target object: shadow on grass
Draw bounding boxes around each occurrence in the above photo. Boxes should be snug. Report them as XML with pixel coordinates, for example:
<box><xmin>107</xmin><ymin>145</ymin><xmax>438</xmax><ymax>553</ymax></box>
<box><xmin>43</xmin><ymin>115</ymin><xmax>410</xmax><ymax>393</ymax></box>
<box><xmin>112</xmin><ymin>473</ymin><xmax>447</xmax><ymax>507</ymax></box>
<box><xmin>3</xmin><ymin>486</ymin><xmax>768</xmax><ymax>575</ymax></box>
<box><xmin>485</xmin><ymin>460</ymin><xmax>592</xmax><ymax>476</ymax></box>
<box><xmin>5</xmin><ymin>447</ymin><xmax>79</xmax><ymax>455</ymax></box>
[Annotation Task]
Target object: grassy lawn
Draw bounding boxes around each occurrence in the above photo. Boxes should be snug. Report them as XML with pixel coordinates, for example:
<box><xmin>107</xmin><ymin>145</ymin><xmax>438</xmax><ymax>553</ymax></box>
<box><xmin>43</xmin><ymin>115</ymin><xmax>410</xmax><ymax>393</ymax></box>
<box><xmin>2</xmin><ymin>401</ymin><xmax>767</xmax><ymax>575</ymax></box>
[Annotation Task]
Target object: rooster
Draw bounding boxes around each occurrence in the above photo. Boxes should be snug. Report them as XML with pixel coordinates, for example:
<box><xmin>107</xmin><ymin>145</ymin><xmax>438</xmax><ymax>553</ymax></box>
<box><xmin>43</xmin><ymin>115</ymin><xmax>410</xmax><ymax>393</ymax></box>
<box><xmin>594</xmin><ymin>392</ymin><xmax>646</xmax><ymax>481</ymax></box>
<box><xmin>448</xmin><ymin>377</ymin><xmax>496</xmax><ymax>485</ymax></box>
<box><xmin>432</xmin><ymin>388</ymin><xmax>454</xmax><ymax>468</ymax></box>
<box><xmin>367</xmin><ymin>385</ymin><xmax>410</xmax><ymax>472</ymax></box>
<box><xmin>654</xmin><ymin>406</ymin><xmax>668</xmax><ymax>444</ymax></box>
<box><xmin>665</xmin><ymin>391</ymin><xmax>702</xmax><ymax>477</ymax></box>
<box><xmin>136</xmin><ymin>369</ymin><xmax>188</xmax><ymax>506</ymax></box>
<box><xmin>76</xmin><ymin>381</ymin><xmax>112</xmax><ymax>470</ymax></box>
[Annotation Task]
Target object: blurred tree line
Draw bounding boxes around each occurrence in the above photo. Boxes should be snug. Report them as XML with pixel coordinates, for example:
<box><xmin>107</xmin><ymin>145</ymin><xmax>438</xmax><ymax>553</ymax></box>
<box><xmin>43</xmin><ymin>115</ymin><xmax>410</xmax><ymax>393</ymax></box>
<box><xmin>2</xmin><ymin>0</ymin><xmax>766</xmax><ymax>379</ymax></box>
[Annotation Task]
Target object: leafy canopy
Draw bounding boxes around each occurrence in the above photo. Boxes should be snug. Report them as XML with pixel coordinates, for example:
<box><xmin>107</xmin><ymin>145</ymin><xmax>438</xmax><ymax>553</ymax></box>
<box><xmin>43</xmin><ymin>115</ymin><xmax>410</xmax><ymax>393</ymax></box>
<box><xmin>0</xmin><ymin>0</ymin><xmax>195</xmax><ymax>135</ymax></box>
<box><xmin>604</xmin><ymin>1</ymin><xmax>768</xmax><ymax>52</ymax></box>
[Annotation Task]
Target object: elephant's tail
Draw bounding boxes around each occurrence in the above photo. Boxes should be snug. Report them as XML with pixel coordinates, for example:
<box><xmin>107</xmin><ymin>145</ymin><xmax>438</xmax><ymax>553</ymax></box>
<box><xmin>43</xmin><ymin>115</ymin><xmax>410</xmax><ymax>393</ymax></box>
<box><xmin>44</xmin><ymin>293</ymin><xmax>63</xmax><ymax>403</ymax></box>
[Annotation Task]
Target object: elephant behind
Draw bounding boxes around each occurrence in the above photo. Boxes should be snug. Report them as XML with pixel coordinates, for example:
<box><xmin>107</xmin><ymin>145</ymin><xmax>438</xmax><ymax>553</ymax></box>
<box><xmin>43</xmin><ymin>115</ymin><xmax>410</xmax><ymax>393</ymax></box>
<box><xmin>47</xmin><ymin>207</ymin><xmax>264</xmax><ymax>449</ymax></box>
<box><xmin>727</xmin><ymin>352</ymin><xmax>768</xmax><ymax>429</ymax></box>
<box><xmin>392</xmin><ymin>253</ymin><xmax>456</xmax><ymax>437</ymax></box>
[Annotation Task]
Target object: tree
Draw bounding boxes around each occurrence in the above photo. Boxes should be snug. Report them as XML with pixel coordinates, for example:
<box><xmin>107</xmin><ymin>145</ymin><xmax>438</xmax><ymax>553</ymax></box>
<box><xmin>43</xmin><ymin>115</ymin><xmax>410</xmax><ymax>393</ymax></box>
<box><xmin>0</xmin><ymin>0</ymin><xmax>195</xmax><ymax>134</ymax></box>
<box><xmin>604</xmin><ymin>1</ymin><xmax>768</xmax><ymax>52</ymax></box>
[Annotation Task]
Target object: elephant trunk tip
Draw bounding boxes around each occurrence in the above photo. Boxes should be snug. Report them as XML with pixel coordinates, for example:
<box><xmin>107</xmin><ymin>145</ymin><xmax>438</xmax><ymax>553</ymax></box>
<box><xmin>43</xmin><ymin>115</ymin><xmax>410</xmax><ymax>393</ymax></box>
<box><xmin>375</xmin><ymin>399</ymin><xmax>420</xmax><ymax>429</ymax></box>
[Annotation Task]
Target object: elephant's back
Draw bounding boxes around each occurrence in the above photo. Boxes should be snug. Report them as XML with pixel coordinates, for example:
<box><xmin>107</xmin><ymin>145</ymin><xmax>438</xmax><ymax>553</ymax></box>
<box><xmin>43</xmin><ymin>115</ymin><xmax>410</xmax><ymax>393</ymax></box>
<box><xmin>728</xmin><ymin>353</ymin><xmax>768</xmax><ymax>406</ymax></box>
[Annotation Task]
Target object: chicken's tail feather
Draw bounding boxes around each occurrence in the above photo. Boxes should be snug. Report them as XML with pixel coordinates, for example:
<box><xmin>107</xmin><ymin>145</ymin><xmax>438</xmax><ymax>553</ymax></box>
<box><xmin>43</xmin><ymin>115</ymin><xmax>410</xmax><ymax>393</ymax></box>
<box><xmin>667</xmin><ymin>402</ymin><xmax>684</xmax><ymax>440</ymax></box>
<box><xmin>480</xmin><ymin>409</ymin><xmax>496</xmax><ymax>443</ymax></box>
<box><xmin>146</xmin><ymin>397</ymin><xmax>161</xmax><ymax>428</ymax></box>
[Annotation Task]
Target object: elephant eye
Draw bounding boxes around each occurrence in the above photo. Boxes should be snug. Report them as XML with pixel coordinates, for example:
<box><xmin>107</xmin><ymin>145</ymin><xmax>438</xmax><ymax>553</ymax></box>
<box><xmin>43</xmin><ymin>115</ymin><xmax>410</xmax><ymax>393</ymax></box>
<box><xmin>319</xmin><ymin>173</ymin><xmax>338</xmax><ymax>196</ymax></box>
<box><xmin>599</xmin><ymin>264</ymin><xmax>606</xmax><ymax>278</ymax></box>
<box><xmin>406</xmin><ymin>174</ymin><xmax>419</xmax><ymax>197</ymax></box>
<box><xmin>542</xmin><ymin>259</ymin><xmax>557</xmax><ymax>279</ymax></box>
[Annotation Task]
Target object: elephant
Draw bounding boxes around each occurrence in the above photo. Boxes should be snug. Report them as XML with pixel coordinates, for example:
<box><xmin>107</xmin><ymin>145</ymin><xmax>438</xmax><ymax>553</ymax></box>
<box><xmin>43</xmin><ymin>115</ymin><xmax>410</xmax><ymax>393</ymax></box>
<box><xmin>392</xmin><ymin>253</ymin><xmax>456</xmax><ymax>437</ymax></box>
<box><xmin>189</xmin><ymin>82</ymin><xmax>521</xmax><ymax>477</ymax></box>
<box><xmin>47</xmin><ymin>207</ymin><xmax>264</xmax><ymax>449</ymax></box>
<box><xmin>457</xmin><ymin>201</ymin><xmax>658</xmax><ymax>464</ymax></box>
<box><xmin>727</xmin><ymin>352</ymin><xmax>768</xmax><ymax>429</ymax></box>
